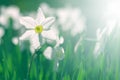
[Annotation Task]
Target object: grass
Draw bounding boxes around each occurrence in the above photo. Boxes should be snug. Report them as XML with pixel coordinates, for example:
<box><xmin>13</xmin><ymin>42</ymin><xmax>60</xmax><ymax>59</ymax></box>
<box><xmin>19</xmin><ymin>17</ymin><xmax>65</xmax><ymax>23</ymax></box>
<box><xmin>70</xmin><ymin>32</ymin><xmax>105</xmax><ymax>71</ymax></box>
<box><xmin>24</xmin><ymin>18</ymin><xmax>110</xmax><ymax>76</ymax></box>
<box><xmin>0</xmin><ymin>16</ymin><xmax>120</xmax><ymax>80</ymax></box>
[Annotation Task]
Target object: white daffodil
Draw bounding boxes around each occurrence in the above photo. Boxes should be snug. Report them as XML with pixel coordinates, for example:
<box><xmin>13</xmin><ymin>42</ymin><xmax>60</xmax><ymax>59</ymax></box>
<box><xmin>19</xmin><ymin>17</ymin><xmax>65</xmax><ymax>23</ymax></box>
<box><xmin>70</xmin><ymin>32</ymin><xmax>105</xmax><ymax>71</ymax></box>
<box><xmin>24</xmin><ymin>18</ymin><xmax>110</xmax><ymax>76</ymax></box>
<box><xmin>74</xmin><ymin>37</ymin><xmax>83</xmax><ymax>53</ymax></box>
<box><xmin>94</xmin><ymin>19</ymin><xmax>116</xmax><ymax>57</ymax></box>
<box><xmin>0</xmin><ymin>6</ymin><xmax>21</xmax><ymax>29</ymax></box>
<box><xmin>40</xmin><ymin>3</ymin><xmax>55</xmax><ymax>16</ymax></box>
<box><xmin>12</xmin><ymin>37</ymin><xmax>19</xmax><ymax>45</ymax></box>
<box><xmin>43</xmin><ymin>46</ymin><xmax>64</xmax><ymax>69</ymax></box>
<box><xmin>94</xmin><ymin>27</ymin><xmax>108</xmax><ymax>57</ymax></box>
<box><xmin>43</xmin><ymin>46</ymin><xmax>65</xmax><ymax>68</ymax></box>
<box><xmin>105</xmin><ymin>19</ymin><xmax>116</xmax><ymax>36</ymax></box>
<box><xmin>43</xmin><ymin>45</ymin><xmax>64</xmax><ymax>71</ymax></box>
<box><xmin>52</xmin><ymin>47</ymin><xmax>65</xmax><ymax>71</ymax></box>
<box><xmin>55</xmin><ymin>36</ymin><xmax>64</xmax><ymax>47</ymax></box>
<box><xmin>52</xmin><ymin>47</ymin><xmax>65</xmax><ymax>60</ymax></box>
<box><xmin>43</xmin><ymin>36</ymin><xmax>64</xmax><ymax>60</ymax></box>
<box><xmin>56</xmin><ymin>7</ymin><xmax>86</xmax><ymax>36</ymax></box>
<box><xmin>19</xmin><ymin>7</ymin><xmax>55</xmax><ymax>53</ymax></box>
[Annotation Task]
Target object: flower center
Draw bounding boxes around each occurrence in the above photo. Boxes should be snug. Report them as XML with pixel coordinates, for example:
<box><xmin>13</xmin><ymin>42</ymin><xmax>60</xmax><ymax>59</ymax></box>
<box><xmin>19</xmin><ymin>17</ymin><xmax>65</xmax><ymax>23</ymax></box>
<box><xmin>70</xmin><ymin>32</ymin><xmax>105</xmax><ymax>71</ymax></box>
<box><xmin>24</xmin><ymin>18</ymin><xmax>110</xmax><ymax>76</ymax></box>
<box><xmin>34</xmin><ymin>25</ymin><xmax>43</xmax><ymax>33</ymax></box>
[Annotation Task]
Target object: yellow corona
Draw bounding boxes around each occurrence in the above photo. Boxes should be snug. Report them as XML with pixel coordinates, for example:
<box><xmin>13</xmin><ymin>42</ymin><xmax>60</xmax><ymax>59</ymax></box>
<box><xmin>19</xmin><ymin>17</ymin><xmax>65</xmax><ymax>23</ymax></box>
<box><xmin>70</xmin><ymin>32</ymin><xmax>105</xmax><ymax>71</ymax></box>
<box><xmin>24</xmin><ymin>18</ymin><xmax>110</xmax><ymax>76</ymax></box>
<box><xmin>34</xmin><ymin>25</ymin><xmax>43</xmax><ymax>33</ymax></box>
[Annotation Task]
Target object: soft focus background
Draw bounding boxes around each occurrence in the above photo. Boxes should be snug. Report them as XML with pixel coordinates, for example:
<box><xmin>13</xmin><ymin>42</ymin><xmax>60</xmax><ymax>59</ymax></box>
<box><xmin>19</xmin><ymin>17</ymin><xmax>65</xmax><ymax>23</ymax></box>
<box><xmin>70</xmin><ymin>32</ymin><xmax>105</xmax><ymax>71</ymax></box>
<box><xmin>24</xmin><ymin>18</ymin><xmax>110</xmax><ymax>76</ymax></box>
<box><xmin>1</xmin><ymin>0</ymin><xmax>120</xmax><ymax>80</ymax></box>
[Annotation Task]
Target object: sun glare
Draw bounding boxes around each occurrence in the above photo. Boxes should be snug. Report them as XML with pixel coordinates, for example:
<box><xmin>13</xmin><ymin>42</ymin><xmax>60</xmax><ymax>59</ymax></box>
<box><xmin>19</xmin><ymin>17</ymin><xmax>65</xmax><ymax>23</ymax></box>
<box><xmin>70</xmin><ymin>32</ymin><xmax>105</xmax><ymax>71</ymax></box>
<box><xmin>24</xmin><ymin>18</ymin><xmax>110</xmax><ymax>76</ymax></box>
<box><xmin>105</xmin><ymin>0</ymin><xmax>120</xmax><ymax>19</ymax></box>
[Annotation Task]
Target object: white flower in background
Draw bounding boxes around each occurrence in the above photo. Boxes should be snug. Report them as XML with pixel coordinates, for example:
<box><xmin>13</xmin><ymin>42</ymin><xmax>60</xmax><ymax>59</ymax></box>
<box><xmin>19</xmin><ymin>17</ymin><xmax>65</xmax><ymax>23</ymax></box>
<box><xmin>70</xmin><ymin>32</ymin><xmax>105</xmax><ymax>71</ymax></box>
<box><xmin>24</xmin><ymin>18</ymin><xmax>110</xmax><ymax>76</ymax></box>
<box><xmin>43</xmin><ymin>36</ymin><xmax>64</xmax><ymax>60</ymax></box>
<box><xmin>52</xmin><ymin>47</ymin><xmax>64</xmax><ymax>71</ymax></box>
<box><xmin>105</xmin><ymin>19</ymin><xmax>116</xmax><ymax>36</ymax></box>
<box><xmin>19</xmin><ymin>7</ymin><xmax>56</xmax><ymax>53</ymax></box>
<box><xmin>93</xmin><ymin>18</ymin><xmax>117</xmax><ymax>57</ymax></box>
<box><xmin>43</xmin><ymin>46</ymin><xmax>53</xmax><ymax>59</ymax></box>
<box><xmin>12</xmin><ymin>37</ymin><xmax>19</xmax><ymax>45</ymax></box>
<box><xmin>94</xmin><ymin>27</ymin><xmax>108</xmax><ymax>57</ymax></box>
<box><xmin>52</xmin><ymin>47</ymin><xmax>65</xmax><ymax>60</ymax></box>
<box><xmin>56</xmin><ymin>7</ymin><xmax>86</xmax><ymax>36</ymax></box>
<box><xmin>0</xmin><ymin>6</ymin><xmax>21</xmax><ymax>29</ymax></box>
<box><xmin>43</xmin><ymin>36</ymin><xmax>64</xmax><ymax>70</ymax></box>
<box><xmin>1</xmin><ymin>6</ymin><xmax>20</xmax><ymax>20</ymax></box>
<box><xmin>74</xmin><ymin>37</ymin><xmax>83</xmax><ymax>53</ymax></box>
<box><xmin>44</xmin><ymin>46</ymin><xmax>64</xmax><ymax>70</ymax></box>
<box><xmin>55</xmin><ymin>36</ymin><xmax>64</xmax><ymax>47</ymax></box>
<box><xmin>40</xmin><ymin>3</ymin><xmax>55</xmax><ymax>16</ymax></box>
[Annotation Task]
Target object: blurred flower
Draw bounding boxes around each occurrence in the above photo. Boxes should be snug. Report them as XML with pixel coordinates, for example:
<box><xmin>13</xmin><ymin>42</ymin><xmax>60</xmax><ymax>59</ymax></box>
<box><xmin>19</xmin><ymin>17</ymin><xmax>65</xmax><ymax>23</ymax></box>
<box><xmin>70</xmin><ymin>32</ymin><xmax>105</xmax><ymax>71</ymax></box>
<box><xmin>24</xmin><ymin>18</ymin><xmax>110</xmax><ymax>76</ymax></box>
<box><xmin>19</xmin><ymin>7</ymin><xmax>56</xmax><ymax>53</ymax></box>
<box><xmin>52</xmin><ymin>47</ymin><xmax>65</xmax><ymax>60</ymax></box>
<box><xmin>105</xmin><ymin>19</ymin><xmax>116</xmax><ymax>36</ymax></box>
<box><xmin>56</xmin><ymin>7</ymin><xmax>86</xmax><ymax>36</ymax></box>
<box><xmin>55</xmin><ymin>36</ymin><xmax>64</xmax><ymax>47</ymax></box>
<box><xmin>43</xmin><ymin>36</ymin><xmax>64</xmax><ymax>70</ymax></box>
<box><xmin>43</xmin><ymin>46</ymin><xmax>53</xmax><ymax>59</ymax></box>
<box><xmin>40</xmin><ymin>3</ymin><xmax>55</xmax><ymax>16</ymax></box>
<box><xmin>43</xmin><ymin>36</ymin><xmax>64</xmax><ymax>59</ymax></box>
<box><xmin>0</xmin><ymin>6</ymin><xmax>21</xmax><ymax>29</ymax></box>
<box><xmin>12</xmin><ymin>37</ymin><xmax>19</xmax><ymax>45</ymax></box>
<box><xmin>43</xmin><ymin>46</ymin><xmax>64</xmax><ymax>70</ymax></box>
<box><xmin>52</xmin><ymin>47</ymin><xmax>64</xmax><ymax>71</ymax></box>
<box><xmin>94</xmin><ymin>18</ymin><xmax>117</xmax><ymax>57</ymax></box>
<box><xmin>94</xmin><ymin>27</ymin><xmax>108</xmax><ymax>57</ymax></box>
<box><xmin>74</xmin><ymin>37</ymin><xmax>83</xmax><ymax>53</ymax></box>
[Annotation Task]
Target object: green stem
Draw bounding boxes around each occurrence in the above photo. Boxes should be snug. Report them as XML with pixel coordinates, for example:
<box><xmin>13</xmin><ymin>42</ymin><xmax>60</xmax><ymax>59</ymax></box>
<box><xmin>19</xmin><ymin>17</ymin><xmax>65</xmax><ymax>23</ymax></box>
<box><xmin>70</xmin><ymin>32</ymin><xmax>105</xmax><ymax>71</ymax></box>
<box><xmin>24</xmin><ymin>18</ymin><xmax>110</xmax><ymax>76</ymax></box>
<box><xmin>26</xmin><ymin>53</ymin><xmax>36</xmax><ymax>80</ymax></box>
<box><xmin>36</xmin><ymin>54</ymin><xmax>40</xmax><ymax>80</ymax></box>
<box><xmin>26</xmin><ymin>43</ymin><xmax>49</xmax><ymax>80</ymax></box>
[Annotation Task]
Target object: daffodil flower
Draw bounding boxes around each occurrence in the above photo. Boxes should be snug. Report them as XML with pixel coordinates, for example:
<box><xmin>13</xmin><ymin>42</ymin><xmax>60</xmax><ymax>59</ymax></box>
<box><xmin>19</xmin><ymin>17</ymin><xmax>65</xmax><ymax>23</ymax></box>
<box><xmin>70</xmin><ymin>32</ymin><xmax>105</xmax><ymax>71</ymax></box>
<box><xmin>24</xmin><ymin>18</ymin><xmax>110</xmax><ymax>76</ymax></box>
<box><xmin>0</xmin><ymin>6</ymin><xmax>21</xmax><ymax>29</ymax></box>
<box><xmin>94</xmin><ymin>27</ymin><xmax>108</xmax><ymax>57</ymax></box>
<box><xmin>43</xmin><ymin>46</ymin><xmax>64</xmax><ymax>60</ymax></box>
<box><xmin>19</xmin><ymin>7</ymin><xmax>55</xmax><ymax>53</ymax></box>
<box><xmin>43</xmin><ymin>37</ymin><xmax>65</xmax><ymax>71</ymax></box>
<box><xmin>57</xmin><ymin>7</ymin><xmax>85</xmax><ymax>36</ymax></box>
<box><xmin>43</xmin><ymin>46</ymin><xmax>64</xmax><ymax>71</ymax></box>
<box><xmin>43</xmin><ymin>36</ymin><xmax>64</xmax><ymax>60</ymax></box>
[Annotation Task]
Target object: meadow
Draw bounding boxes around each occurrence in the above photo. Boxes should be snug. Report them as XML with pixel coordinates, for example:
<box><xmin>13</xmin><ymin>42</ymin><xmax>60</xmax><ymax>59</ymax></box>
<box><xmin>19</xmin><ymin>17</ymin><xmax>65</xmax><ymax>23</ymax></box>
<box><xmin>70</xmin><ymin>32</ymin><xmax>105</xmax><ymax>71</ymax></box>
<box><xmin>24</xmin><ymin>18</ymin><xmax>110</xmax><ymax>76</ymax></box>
<box><xmin>0</xmin><ymin>1</ymin><xmax>120</xmax><ymax>80</ymax></box>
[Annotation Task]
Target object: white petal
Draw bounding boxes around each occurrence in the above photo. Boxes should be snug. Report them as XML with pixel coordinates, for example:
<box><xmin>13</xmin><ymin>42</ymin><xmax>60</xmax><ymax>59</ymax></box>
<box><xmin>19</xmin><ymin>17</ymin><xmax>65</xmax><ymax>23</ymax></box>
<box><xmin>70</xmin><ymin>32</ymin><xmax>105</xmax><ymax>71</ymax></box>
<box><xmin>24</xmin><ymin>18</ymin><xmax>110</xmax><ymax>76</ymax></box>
<box><xmin>41</xmin><ymin>30</ymin><xmax>57</xmax><ymax>40</ymax></box>
<box><xmin>59</xmin><ymin>36</ymin><xmax>64</xmax><ymax>44</ymax></box>
<box><xmin>94</xmin><ymin>42</ymin><xmax>101</xmax><ymax>57</ymax></box>
<box><xmin>43</xmin><ymin>46</ymin><xmax>52</xmax><ymax>60</ymax></box>
<box><xmin>19</xmin><ymin>30</ymin><xmax>34</xmax><ymax>40</ymax></box>
<box><xmin>0</xmin><ymin>15</ymin><xmax>7</xmax><ymax>26</ymax></box>
<box><xmin>5</xmin><ymin>6</ymin><xmax>20</xmax><ymax>20</ymax></box>
<box><xmin>74</xmin><ymin>37</ymin><xmax>82</xmax><ymax>53</ymax></box>
<box><xmin>36</xmin><ymin>8</ymin><xmax>45</xmax><ymax>25</ymax></box>
<box><xmin>42</xmin><ymin>17</ymin><xmax>55</xmax><ymax>30</ymax></box>
<box><xmin>30</xmin><ymin>46</ymin><xmax>35</xmax><ymax>54</ymax></box>
<box><xmin>12</xmin><ymin>37</ymin><xmax>19</xmax><ymax>45</ymax></box>
<box><xmin>30</xmin><ymin>33</ymin><xmax>40</xmax><ymax>50</ymax></box>
<box><xmin>55</xmin><ymin>36</ymin><xmax>64</xmax><ymax>47</ymax></box>
<box><xmin>19</xmin><ymin>17</ymin><xmax>36</xmax><ymax>28</ymax></box>
<box><xmin>53</xmin><ymin>47</ymin><xmax>65</xmax><ymax>60</ymax></box>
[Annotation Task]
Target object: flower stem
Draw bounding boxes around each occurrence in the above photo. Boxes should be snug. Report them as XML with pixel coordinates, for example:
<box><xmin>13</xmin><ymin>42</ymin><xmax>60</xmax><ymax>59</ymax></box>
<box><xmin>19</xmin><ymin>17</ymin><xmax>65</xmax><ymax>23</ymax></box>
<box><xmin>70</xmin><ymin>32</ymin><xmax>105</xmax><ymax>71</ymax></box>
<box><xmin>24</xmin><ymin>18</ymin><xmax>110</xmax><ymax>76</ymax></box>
<box><xmin>26</xmin><ymin>53</ymin><xmax>36</xmax><ymax>80</ymax></box>
<box><xmin>36</xmin><ymin>54</ymin><xmax>40</xmax><ymax>80</ymax></box>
